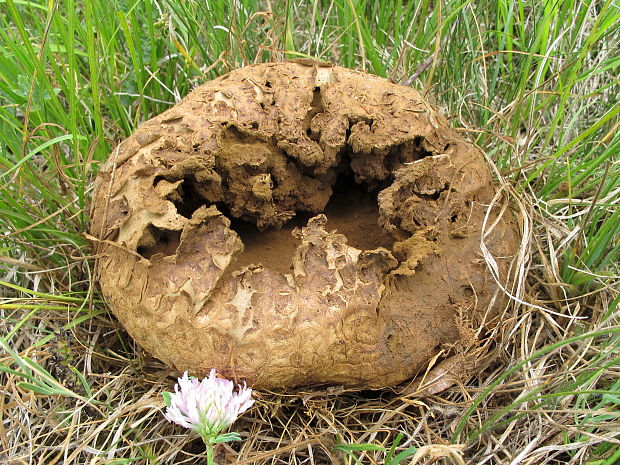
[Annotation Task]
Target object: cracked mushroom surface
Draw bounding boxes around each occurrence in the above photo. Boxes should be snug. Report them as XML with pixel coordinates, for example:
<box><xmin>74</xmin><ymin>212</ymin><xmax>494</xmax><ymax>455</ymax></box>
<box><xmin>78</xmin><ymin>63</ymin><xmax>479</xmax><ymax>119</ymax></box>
<box><xmin>90</xmin><ymin>62</ymin><xmax>519</xmax><ymax>390</ymax></box>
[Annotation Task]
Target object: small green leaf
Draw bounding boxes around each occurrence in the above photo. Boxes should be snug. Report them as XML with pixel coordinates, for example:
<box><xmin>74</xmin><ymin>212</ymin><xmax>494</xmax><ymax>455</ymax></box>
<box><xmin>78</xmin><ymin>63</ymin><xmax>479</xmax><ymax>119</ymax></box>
<box><xmin>384</xmin><ymin>433</ymin><xmax>404</xmax><ymax>463</ymax></box>
<box><xmin>69</xmin><ymin>366</ymin><xmax>93</xmax><ymax>398</ymax></box>
<box><xmin>334</xmin><ymin>443</ymin><xmax>386</xmax><ymax>452</ymax></box>
<box><xmin>0</xmin><ymin>364</ymin><xmax>37</xmax><ymax>382</ymax></box>
<box><xmin>18</xmin><ymin>382</ymin><xmax>55</xmax><ymax>396</ymax></box>
<box><xmin>161</xmin><ymin>391</ymin><xmax>172</xmax><ymax>408</ymax></box>
<box><xmin>212</xmin><ymin>432</ymin><xmax>241</xmax><ymax>443</ymax></box>
<box><xmin>387</xmin><ymin>446</ymin><xmax>418</xmax><ymax>465</ymax></box>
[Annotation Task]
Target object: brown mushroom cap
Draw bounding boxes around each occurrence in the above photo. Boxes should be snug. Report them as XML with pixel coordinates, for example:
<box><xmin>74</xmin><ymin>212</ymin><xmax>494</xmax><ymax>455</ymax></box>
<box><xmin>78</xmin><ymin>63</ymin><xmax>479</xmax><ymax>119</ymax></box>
<box><xmin>90</xmin><ymin>62</ymin><xmax>518</xmax><ymax>389</ymax></box>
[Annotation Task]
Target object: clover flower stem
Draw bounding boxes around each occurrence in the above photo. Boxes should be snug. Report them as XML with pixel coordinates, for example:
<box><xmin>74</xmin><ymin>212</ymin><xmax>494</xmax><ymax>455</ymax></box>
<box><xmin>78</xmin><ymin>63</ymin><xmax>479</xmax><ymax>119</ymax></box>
<box><xmin>202</xmin><ymin>435</ymin><xmax>217</xmax><ymax>465</ymax></box>
<box><xmin>205</xmin><ymin>441</ymin><xmax>214</xmax><ymax>465</ymax></box>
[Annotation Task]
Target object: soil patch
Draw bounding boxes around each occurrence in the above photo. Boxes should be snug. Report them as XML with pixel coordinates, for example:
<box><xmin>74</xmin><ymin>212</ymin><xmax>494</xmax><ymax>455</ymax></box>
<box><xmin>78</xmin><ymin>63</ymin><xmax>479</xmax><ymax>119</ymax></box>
<box><xmin>230</xmin><ymin>171</ymin><xmax>393</xmax><ymax>275</ymax></box>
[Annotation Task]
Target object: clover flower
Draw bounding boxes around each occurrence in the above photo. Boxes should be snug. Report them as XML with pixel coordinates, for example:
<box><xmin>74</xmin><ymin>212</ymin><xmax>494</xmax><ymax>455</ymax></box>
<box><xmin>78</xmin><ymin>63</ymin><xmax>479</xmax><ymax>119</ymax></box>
<box><xmin>162</xmin><ymin>370</ymin><xmax>254</xmax><ymax>464</ymax></box>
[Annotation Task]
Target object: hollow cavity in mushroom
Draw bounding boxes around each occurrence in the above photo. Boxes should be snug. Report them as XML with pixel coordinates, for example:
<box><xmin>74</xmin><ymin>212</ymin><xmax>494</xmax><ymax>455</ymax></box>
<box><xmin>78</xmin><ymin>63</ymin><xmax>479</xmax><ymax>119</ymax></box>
<box><xmin>229</xmin><ymin>170</ymin><xmax>395</xmax><ymax>275</ymax></box>
<box><xmin>136</xmin><ymin>136</ymin><xmax>438</xmax><ymax>278</ymax></box>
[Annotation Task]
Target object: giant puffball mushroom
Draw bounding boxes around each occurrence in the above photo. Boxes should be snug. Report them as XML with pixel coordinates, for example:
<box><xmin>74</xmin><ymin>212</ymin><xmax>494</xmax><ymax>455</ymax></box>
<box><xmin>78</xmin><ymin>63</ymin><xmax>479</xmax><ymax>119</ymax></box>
<box><xmin>90</xmin><ymin>62</ymin><xmax>519</xmax><ymax>390</ymax></box>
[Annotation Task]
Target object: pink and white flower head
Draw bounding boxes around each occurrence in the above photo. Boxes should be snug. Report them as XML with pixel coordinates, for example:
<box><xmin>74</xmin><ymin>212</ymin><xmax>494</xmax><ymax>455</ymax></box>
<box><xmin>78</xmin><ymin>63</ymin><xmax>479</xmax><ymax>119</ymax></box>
<box><xmin>163</xmin><ymin>369</ymin><xmax>254</xmax><ymax>438</ymax></box>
